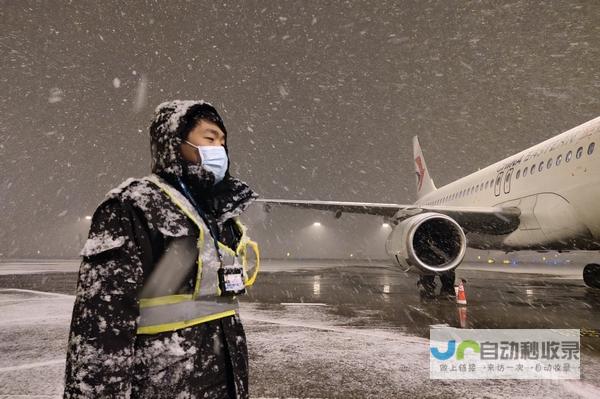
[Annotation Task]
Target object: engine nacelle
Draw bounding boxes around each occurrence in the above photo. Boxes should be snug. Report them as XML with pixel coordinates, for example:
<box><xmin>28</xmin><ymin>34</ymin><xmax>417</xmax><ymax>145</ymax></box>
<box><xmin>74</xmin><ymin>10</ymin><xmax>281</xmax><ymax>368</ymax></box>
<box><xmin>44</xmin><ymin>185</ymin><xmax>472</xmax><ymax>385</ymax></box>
<box><xmin>385</xmin><ymin>212</ymin><xmax>466</xmax><ymax>274</ymax></box>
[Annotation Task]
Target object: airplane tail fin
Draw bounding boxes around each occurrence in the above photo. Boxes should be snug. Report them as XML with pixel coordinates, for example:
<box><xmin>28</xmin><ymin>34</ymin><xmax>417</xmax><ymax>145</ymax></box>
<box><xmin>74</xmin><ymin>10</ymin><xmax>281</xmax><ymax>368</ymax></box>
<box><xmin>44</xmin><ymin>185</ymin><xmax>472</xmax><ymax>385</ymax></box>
<box><xmin>412</xmin><ymin>136</ymin><xmax>437</xmax><ymax>200</ymax></box>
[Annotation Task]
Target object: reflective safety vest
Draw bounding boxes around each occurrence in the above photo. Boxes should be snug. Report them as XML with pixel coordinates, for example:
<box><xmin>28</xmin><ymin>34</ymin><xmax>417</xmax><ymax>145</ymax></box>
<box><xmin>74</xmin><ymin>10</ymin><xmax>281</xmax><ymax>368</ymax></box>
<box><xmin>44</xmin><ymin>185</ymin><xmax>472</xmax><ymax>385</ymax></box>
<box><xmin>136</xmin><ymin>174</ymin><xmax>260</xmax><ymax>335</ymax></box>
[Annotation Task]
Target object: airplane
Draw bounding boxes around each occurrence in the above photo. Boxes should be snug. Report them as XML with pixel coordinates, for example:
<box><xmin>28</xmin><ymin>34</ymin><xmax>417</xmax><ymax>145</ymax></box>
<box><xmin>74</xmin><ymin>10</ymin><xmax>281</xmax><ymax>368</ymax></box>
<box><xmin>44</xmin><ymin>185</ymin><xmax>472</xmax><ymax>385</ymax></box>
<box><xmin>256</xmin><ymin>116</ymin><xmax>600</xmax><ymax>289</ymax></box>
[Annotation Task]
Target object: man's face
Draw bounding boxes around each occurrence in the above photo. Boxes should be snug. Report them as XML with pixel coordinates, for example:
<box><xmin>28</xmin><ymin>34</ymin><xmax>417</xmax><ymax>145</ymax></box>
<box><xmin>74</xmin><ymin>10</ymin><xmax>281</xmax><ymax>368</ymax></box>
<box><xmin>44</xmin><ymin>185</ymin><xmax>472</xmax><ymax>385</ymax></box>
<box><xmin>180</xmin><ymin>119</ymin><xmax>226</xmax><ymax>164</ymax></box>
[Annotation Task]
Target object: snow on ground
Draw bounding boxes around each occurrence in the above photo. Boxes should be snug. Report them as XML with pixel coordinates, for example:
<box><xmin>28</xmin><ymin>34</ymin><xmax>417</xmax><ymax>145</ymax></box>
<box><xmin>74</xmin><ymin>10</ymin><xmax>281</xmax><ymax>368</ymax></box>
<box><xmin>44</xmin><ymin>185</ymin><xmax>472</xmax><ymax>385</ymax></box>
<box><xmin>0</xmin><ymin>258</ymin><xmax>586</xmax><ymax>278</ymax></box>
<box><xmin>0</xmin><ymin>260</ymin><xmax>79</xmax><ymax>276</ymax></box>
<box><xmin>2</xmin><ymin>288</ymin><xmax>600</xmax><ymax>398</ymax></box>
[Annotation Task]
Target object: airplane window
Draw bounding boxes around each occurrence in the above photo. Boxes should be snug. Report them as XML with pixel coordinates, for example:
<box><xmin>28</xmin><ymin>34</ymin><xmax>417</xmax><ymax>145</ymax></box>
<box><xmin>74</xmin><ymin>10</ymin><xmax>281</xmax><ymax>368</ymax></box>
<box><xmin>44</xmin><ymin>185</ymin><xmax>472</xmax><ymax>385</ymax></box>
<box><xmin>556</xmin><ymin>154</ymin><xmax>562</xmax><ymax>166</ymax></box>
<box><xmin>485</xmin><ymin>181</ymin><xmax>489</xmax><ymax>189</ymax></box>
<box><xmin>530</xmin><ymin>164</ymin><xmax>536</xmax><ymax>175</ymax></box>
<box><xmin>516</xmin><ymin>170</ymin><xmax>521</xmax><ymax>179</ymax></box>
<box><xmin>490</xmin><ymin>179</ymin><xmax>494</xmax><ymax>188</ymax></box>
<box><xmin>505</xmin><ymin>173</ymin><xmax>510</xmax><ymax>182</ymax></box>
<box><xmin>588</xmin><ymin>142</ymin><xmax>595</xmax><ymax>155</ymax></box>
<box><xmin>566</xmin><ymin>150</ymin><xmax>572</xmax><ymax>162</ymax></box>
<box><xmin>475</xmin><ymin>185</ymin><xmax>479</xmax><ymax>192</ymax></box>
<box><xmin>547</xmin><ymin>158</ymin><xmax>552</xmax><ymax>169</ymax></box>
<box><xmin>576</xmin><ymin>146</ymin><xmax>583</xmax><ymax>159</ymax></box>
<box><xmin>538</xmin><ymin>161</ymin><xmax>544</xmax><ymax>172</ymax></box>
<box><xmin>523</xmin><ymin>167</ymin><xmax>528</xmax><ymax>177</ymax></box>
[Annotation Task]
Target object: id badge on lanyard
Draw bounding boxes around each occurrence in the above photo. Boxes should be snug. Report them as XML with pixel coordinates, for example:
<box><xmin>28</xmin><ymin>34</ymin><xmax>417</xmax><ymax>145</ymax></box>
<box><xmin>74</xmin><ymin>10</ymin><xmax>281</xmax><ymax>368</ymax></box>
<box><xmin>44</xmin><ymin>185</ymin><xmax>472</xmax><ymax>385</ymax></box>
<box><xmin>218</xmin><ymin>262</ymin><xmax>246</xmax><ymax>296</ymax></box>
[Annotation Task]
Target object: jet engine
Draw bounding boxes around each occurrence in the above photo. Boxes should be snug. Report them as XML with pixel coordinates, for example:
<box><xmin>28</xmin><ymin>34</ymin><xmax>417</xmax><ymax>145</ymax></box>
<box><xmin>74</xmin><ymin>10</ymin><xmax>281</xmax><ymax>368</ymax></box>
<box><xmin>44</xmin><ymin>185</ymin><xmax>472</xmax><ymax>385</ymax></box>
<box><xmin>385</xmin><ymin>212</ymin><xmax>466</xmax><ymax>274</ymax></box>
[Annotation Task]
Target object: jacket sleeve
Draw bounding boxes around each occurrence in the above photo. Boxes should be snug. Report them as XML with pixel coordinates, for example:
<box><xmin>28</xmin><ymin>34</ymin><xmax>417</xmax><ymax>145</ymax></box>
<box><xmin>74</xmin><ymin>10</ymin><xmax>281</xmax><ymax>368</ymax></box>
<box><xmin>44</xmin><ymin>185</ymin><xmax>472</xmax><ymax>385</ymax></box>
<box><xmin>64</xmin><ymin>198</ymin><xmax>145</xmax><ymax>399</ymax></box>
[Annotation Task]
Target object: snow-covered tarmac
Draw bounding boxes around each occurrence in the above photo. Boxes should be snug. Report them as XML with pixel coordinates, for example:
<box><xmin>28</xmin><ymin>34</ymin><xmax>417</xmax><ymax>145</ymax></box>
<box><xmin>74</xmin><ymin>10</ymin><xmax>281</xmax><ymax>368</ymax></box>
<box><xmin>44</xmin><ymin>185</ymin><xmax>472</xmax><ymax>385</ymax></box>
<box><xmin>2</xmin><ymin>260</ymin><xmax>600</xmax><ymax>398</ymax></box>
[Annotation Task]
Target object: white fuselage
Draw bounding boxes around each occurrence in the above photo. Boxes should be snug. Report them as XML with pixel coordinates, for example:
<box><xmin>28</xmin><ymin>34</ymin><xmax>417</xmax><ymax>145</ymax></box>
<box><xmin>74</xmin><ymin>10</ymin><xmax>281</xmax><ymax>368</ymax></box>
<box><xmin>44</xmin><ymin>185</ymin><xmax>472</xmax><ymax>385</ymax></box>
<box><xmin>415</xmin><ymin>116</ymin><xmax>600</xmax><ymax>251</ymax></box>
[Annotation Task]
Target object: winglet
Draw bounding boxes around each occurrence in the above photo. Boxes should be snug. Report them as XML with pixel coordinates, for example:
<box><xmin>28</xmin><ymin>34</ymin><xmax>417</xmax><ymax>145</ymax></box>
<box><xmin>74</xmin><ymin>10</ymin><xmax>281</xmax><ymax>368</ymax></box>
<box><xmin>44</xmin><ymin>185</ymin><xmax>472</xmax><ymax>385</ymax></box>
<box><xmin>413</xmin><ymin>136</ymin><xmax>437</xmax><ymax>199</ymax></box>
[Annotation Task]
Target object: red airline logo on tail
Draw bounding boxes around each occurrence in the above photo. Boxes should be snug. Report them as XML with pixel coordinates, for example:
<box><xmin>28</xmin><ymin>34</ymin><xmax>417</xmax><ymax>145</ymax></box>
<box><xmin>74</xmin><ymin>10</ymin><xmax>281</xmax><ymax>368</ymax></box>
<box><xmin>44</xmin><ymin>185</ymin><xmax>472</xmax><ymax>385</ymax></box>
<box><xmin>415</xmin><ymin>156</ymin><xmax>425</xmax><ymax>191</ymax></box>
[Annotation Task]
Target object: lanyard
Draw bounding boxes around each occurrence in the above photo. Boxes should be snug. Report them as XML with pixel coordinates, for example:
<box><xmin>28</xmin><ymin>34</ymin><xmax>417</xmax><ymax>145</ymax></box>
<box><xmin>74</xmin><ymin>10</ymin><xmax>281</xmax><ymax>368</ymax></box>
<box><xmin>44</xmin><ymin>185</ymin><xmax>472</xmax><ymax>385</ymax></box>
<box><xmin>174</xmin><ymin>177</ymin><xmax>224</xmax><ymax>264</ymax></box>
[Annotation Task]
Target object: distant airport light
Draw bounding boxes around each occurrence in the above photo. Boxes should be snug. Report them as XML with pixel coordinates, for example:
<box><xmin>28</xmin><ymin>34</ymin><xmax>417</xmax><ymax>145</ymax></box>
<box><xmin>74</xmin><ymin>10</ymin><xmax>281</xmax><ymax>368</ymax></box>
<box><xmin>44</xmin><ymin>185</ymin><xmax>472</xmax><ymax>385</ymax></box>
<box><xmin>477</xmin><ymin>255</ymin><xmax>481</xmax><ymax>260</ymax></box>
<box><xmin>286</xmin><ymin>252</ymin><xmax>290</xmax><ymax>257</ymax></box>
<box><xmin>502</xmin><ymin>259</ymin><xmax>510</xmax><ymax>264</ymax></box>
<box><xmin>313</xmin><ymin>222</ymin><xmax>322</xmax><ymax>227</ymax></box>
<box><xmin>350</xmin><ymin>253</ymin><xmax>354</xmax><ymax>257</ymax></box>
<box><xmin>487</xmin><ymin>259</ymin><xmax>495</xmax><ymax>264</ymax></box>
<box><xmin>382</xmin><ymin>223</ymin><xmax>390</xmax><ymax>228</ymax></box>
<box><xmin>84</xmin><ymin>216</ymin><xmax>92</xmax><ymax>220</ymax></box>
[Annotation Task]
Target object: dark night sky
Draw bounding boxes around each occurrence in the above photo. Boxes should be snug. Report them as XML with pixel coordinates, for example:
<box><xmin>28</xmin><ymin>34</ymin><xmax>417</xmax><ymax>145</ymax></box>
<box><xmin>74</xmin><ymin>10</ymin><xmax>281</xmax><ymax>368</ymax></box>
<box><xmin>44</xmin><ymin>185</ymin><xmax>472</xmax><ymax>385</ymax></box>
<box><xmin>1</xmin><ymin>1</ymin><xmax>599</xmax><ymax>258</ymax></box>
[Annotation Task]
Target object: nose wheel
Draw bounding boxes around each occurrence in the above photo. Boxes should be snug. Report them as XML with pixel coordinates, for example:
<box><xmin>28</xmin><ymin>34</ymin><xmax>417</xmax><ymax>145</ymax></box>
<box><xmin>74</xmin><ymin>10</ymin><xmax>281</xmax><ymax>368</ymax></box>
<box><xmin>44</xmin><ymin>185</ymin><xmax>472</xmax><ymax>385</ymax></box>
<box><xmin>583</xmin><ymin>264</ymin><xmax>600</xmax><ymax>288</ymax></box>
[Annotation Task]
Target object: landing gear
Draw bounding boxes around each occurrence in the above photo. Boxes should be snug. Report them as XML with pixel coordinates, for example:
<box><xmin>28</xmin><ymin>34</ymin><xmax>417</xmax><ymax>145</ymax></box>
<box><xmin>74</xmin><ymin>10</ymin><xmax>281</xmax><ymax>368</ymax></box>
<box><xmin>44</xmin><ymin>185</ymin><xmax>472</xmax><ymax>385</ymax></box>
<box><xmin>583</xmin><ymin>264</ymin><xmax>600</xmax><ymax>288</ymax></box>
<box><xmin>417</xmin><ymin>271</ymin><xmax>457</xmax><ymax>299</ymax></box>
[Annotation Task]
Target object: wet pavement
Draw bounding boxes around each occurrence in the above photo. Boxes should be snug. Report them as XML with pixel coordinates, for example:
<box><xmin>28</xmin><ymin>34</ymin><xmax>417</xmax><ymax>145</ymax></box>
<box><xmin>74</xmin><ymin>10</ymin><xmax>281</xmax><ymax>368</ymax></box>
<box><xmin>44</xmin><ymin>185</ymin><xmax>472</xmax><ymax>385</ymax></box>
<box><xmin>1</xmin><ymin>259</ymin><xmax>600</xmax><ymax>398</ymax></box>
<box><xmin>244</xmin><ymin>261</ymin><xmax>600</xmax><ymax>350</ymax></box>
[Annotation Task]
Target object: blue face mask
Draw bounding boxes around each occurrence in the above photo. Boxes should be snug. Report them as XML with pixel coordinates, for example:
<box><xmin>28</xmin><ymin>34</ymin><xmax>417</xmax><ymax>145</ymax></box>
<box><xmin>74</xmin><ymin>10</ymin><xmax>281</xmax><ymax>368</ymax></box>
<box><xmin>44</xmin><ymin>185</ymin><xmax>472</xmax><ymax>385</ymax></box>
<box><xmin>185</xmin><ymin>141</ymin><xmax>228</xmax><ymax>184</ymax></box>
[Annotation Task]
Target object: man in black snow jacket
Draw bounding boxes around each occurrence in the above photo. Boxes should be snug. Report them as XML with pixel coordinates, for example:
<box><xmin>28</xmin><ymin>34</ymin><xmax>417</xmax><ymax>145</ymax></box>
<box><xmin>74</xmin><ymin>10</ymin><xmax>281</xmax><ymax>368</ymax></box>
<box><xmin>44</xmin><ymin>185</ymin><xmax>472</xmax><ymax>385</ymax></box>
<box><xmin>64</xmin><ymin>100</ymin><xmax>259</xmax><ymax>399</ymax></box>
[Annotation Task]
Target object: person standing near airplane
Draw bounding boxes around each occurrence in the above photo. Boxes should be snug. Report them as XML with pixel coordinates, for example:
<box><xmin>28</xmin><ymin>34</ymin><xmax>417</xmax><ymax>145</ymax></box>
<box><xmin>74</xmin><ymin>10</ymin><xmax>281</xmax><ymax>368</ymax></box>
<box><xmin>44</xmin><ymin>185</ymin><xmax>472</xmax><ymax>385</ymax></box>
<box><xmin>417</xmin><ymin>271</ymin><xmax>456</xmax><ymax>298</ymax></box>
<box><xmin>64</xmin><ymin>100</ymin><xmax>260</xmax><ymax>398</ymax></box>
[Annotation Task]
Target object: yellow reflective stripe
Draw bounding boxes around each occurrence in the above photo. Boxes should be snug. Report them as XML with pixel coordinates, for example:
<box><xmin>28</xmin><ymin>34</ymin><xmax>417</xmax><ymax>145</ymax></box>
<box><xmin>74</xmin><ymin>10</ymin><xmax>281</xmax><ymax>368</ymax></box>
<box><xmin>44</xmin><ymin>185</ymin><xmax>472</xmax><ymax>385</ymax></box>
<box><xmin>193</xmin><ymin>241</ymin><xmax>203</xmax><ymax>298</ymax></box>
<box><xmin>217</xmin><ymin>218</ymin><xmax>249</xmax><ymax>255</ymax></box>
<box><xmin>244</xmin><ymin>240</ymin><xmax>260</xmax><ymax>286</ymax></box>
<box><xmin>136</xmin><ymin>310</ymin><xmax>236</xmax><ymax>335</ymax></box>
<box><xmin>218</xmin><ymin>241</ymin><xmax>236</xmax><ymax>256</ymax></box>
<box><xmin>148</xmin><ymin>177</ymin><xmax>205</xmax><ymax>298</ymax></box>
<box><xmin>139</xmin><ymin>294</ymin><xmax>193</xmax><ymax>308</ymax></box>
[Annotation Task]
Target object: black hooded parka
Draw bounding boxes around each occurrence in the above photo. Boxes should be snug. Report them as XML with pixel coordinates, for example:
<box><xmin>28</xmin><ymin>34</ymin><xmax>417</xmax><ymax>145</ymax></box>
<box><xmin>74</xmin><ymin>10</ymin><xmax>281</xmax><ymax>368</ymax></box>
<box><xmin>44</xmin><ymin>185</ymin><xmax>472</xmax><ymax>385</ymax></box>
<box><xmin>63</xmin><ymin>100</ymin><xmax>259</xmax><ymax>399</ymax></box>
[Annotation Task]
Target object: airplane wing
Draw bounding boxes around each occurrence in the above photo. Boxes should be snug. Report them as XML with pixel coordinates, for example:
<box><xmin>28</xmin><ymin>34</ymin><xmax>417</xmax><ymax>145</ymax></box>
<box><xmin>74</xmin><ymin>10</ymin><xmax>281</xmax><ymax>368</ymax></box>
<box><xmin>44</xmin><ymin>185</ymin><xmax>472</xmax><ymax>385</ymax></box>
<box><xmin>254</xmin><ymin>199</ymin><xmax>521</xmax><ymax>235</ymax></box>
